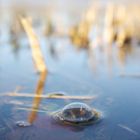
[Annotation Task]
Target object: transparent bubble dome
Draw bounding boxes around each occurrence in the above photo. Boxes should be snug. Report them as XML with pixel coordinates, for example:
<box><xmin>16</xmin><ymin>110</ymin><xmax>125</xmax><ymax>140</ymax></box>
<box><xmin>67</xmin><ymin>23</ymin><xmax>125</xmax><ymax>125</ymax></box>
<box><xmin>62</xmin><ymin>102</ymin><xmax>94</xmax><ymax>122</ymax></box>
<box><xmin>53</xmin><ymin>102</ymin><xmax>100</xmax><ymax>125</ymax></box>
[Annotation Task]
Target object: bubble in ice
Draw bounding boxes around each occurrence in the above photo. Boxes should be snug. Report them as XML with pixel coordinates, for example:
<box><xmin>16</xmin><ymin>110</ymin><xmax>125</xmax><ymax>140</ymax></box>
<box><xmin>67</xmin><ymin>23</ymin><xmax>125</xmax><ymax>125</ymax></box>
<box><xmin>53</xmin><ymin>102</ymin><xmax>101</xmax><ymax>126</ymax></box>
<box><xmin>16</xmin><ymin>121</ymin><xmax>31</xmax><ymax>127</ymax></box>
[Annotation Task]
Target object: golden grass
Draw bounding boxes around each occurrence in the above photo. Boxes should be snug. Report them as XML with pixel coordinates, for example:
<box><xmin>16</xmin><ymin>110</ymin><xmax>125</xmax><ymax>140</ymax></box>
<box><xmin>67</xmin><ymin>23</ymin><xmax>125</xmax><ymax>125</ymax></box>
<box><xmin>19</xmin><ymin>15</ymin><xmax>48</xmax><ymax>123</ymax></box>
<box><xmin>28</xmin><ymin>71</ymin><xmax>47</xmax><ymax>124</ymax></box>
<box><xmin>19</xmin><ymin>16</ymin><xmax>47</xmax><ymax>73</ymax></box>
<box><xmin>5</xmin><ymin>92</ymin><xmax>97</xmax><ymax>100</ymax></box>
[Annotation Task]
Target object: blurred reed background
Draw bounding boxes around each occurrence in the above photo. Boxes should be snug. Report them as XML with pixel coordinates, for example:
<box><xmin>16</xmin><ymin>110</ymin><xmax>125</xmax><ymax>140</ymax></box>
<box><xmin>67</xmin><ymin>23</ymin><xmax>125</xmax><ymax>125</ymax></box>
<box><xmin>0</xmin><ymin>0</ymin><xmax>140</xmax><ymax>76</ymax></box>
<box><xmin>1</xmin><ymin>0</ymin><xmax>140</xmax><ymax>47</ymax></box>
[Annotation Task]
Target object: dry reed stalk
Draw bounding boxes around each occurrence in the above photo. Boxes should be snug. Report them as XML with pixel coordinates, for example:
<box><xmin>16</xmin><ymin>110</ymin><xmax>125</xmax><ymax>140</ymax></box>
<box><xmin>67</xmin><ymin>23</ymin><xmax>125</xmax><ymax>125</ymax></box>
<box><xmin>16</xmin><ymin>107</ymin><xmax>47</xmax><ymax>113</ymax></box>
<box><xmin>28</xmin><ymin>71</ymin><xmax>47</xmax><ymax>124</ymax></box>
<box><xmin>19</xmin><ymin>16</ymin><xmax>47</xmax><ymax>73</ymax></box>
<box><xmin>19</xmin><ymin>15</ymin><xmax>47</xmax><ymax>123</ymax></box>
<box><xmin>5</xmin><ymin>92</ymin><xmax>97</xmax><ymax>100</ymax></box>
<box><xmin>104</xmin><ymin>3</ymin><xmax>115</xmax><ymax>45</ymax></box>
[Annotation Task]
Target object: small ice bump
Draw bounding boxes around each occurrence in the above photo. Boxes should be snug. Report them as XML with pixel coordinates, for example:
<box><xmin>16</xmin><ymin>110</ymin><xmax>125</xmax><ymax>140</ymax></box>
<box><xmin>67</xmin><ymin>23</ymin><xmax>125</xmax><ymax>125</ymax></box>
<box><xmin>53</xmin><ymin>102</ymin><xmax>101</xmax><ymax>126</ymax></box>
<box><xmin>16</xmin><ymin>121</ymin><xmax>31</xmax><ymax>127</ymax></box>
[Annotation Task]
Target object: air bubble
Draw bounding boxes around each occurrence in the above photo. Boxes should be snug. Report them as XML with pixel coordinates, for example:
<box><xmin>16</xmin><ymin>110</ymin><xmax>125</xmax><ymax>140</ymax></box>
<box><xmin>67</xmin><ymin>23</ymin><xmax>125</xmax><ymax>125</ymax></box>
<box><xmin>16</xmin><ymin>121</ymin><xmax>31</xmax><ymax>127</ymax></box>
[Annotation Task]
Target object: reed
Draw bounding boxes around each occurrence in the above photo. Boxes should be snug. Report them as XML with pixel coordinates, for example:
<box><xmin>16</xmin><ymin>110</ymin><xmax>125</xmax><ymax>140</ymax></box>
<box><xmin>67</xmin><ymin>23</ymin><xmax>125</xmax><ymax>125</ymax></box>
<box><xmin>19</xmin><ymin>16</ymin><xmax>48</xmax><ymax>123</ymax></box>
<box><xmin>19</xmin><ymin>16</ymin><xmax>47</xmax><ymax>73</ymax></box>
<box><xmin>28</xmin><ymin>71</ymin><xmax>47</xmax><ymax>124</ymax></box>
<box><xmin>4</xmin><ymin>92</ymin><xmax>97</xmax><ymax>100</ymax></box>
